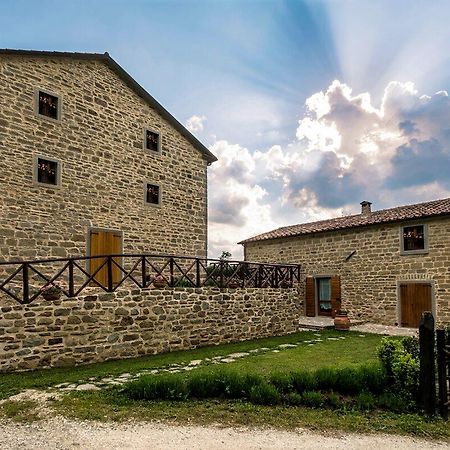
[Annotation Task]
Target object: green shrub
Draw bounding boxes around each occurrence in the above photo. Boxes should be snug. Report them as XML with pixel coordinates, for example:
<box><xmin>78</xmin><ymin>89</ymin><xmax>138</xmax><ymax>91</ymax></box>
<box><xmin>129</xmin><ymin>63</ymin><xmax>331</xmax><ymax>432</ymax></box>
<box><xmin>286</xmin><ymin>392</ymin><xmax>302</xmax><ymax>406</ymax></box>
<box><xmin>269</xmin><ymin>373</ymin><xmax>293</xmax><ymax>394</ymax></box>
<box><xmin>249</xmin><ymin>382</ymin><xmax>280</xmax><ymax>405</ymax></box>
<box><xmin>315</xmin><ymin>367</ymin><xmax>339</xmax><ymax>390</ymax></box>
<box><xmin>334</xmin><ymin>368</ymin><xmax>365</xmax><ymax>395</ymax></box>
<box><xmin>377</xmin><ymin>337</ymin><xmax>419</xmax><ymax>403</ymax></box>
<box><xmin>358</xmin><ymin>364</ymin><xmax>387</xmax><ymax>395</ymax></box>
<box><xmin>327</xmin><ymin>392</ymin><xmax>341</xmax><ymax>409</ymax></box>
<box><xmin>123</xmin><ymin>374</ymin><xmax>188</xmax><ymax>401</ymax></box>
<box><xmin>301</xmin><ymin>391</ymin><xmax>324</xmax><ymax>408</ymax></box>
<box><xmin>188</xmin><ymin>372</ymin><xmax>223</xmax><ymax>398</ymax></box>
<box><xmin>291</xmin><ymin>371</ymin><xmax>317</xmax><ymax>393</ymax></box>
<box><xmin>356</xmin><ymin>391</ymin><xmax>375</xmax><ymax>411</ymax></box>
<box><xmin>378</xmin><ymin>392</ymin><xmax>411</xmax><ymax>413</ymax></box>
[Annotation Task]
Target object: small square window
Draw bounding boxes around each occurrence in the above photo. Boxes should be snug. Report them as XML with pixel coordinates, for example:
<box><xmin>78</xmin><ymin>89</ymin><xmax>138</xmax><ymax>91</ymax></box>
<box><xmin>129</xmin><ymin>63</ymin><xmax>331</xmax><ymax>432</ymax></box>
<box><xmin>144</xmin><ymin>129</ymin><xmax>161</xmax><ymax>153</ymax></box>
<box><xmin>33</xmin><ymin>156</ymin><xmax>61</xmax><ymax>188</ymax></box>
<box><xmin>401</xmin><ymin>224</ymin><xmax>428</xmax><ymax>254</ymax></box>
<box><xmin>145</xmin><ymin>183</ymin><xmax>161</xmax><ymax>206</ymax></box>
<box><xmin>37</xmin><ymin>90</ymin><xmax>60</xmax><ymax>120</ymax></box>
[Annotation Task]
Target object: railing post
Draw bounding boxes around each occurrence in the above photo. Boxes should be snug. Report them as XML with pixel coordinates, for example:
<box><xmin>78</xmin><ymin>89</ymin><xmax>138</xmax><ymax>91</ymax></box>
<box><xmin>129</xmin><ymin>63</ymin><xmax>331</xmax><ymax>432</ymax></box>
<box><xmin>274</xmin><ymin>266</ymin><xmax>279</xmax><ymax>288</ymax></box>
<box><xmin>258</xmin><ymin>265</ymin><xmax>263</xmax><ymax>288</ymax></box>
<box><xmin>22</xmin><ymin>263</ymin><xmax>29</xmax><ymax>304</ymax></box>
<box><xmin>437</xmin><ymin>329</ymin><xmax>449</xmax><ymax>420</ymax></box>
<box><xmin>196</xmin><ymin>258</ymin><xmax>200</xmax><ymax>287</ymax></box>
<box><xmin>68</xmin><ymin>259</ymin><xmax>75</xmax><ymax>297</ymax></box>
<box><xmin>107</xmin><ymin>256</ymin><xmax>113</xmax><ymax>292</ymax></box>
<box><xmin>219</xmin><ymin>260</ymin><xmax>224</xmax><ymax>288</ymax></box>
<box><xmin>141</xmin><ymin>256</ymin><xmax>147</xmax><ymax>288</ymax></box>
<box><xmin>169</xmin><ymin>257</ymin><xmax>174</xmax><ymax>287</ymax></box>
<box><xmin>419</xmin><ymin>312</ymin><xmax>436</xmax><ymax>416</ymax></box>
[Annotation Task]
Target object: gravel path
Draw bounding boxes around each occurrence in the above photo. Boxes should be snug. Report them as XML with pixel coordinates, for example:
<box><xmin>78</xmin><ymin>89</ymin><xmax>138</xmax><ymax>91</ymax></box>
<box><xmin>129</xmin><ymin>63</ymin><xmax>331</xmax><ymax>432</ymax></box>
<box><xmin>0</xmin><ymin>418</ymin><xmax>448</xmax><ymax>450</ymax></box>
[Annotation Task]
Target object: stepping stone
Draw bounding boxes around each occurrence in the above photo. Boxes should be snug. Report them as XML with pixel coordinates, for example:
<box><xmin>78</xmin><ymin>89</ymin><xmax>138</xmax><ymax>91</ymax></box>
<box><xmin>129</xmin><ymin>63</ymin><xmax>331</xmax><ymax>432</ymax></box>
<box><xmin>249</xmin><ymin>349</ymin><xmax>260</xmax><ymax>353</ymax></box>
<box><xmin>227</xmin><ymin>352</ymin><xmax>249</xmax><ymax>358</ymax></box>
<box><xmin>76</xmin><ymin>383</ymin><xmax>101</xmax><ymax>391</ymax></box>
<box><xmin>118</xmin><ymin>373</ymin><xmax>131</xmax><ymax>378</ymax></box>
<box><xmin>308</xmin><ymin>344</ymin><xmax>314</xmax><ymax>346</ymax></box>
<box><xmin>184</xmin><ymin>366</ymin><xmax>194</xmax><ymax>371</ymax></box>
<box><xmin>358</xmin><ymin>335</ymin><xmax>366</xmax><ymax>337</ymax></box>
<box><xmin>221</xmin><ymin>358</ymin><xmax>236</xmax><ymax>363</ymax></box>
<box><xmin>272</xmin><ymin>350</ymin><xmax>280</xmax><ymax>353</ymax></box>
<box><xmin>327</xmin><ymin>337</ymin><xmax>339</xmax><ymax>340</ymax></box>
<box><xmin>278</xmin><ymin>344</ymin><xmax>297</xmax><ymax>348</ymax></box>
<box><xmin>314</xmin><ymin>333</ymin><xmax>321</xmax><ymax>337</ymax></box>
<box><xmin>54</xmin><ymin>383</ymin><xmax>70</xmax><ymax>388</ymax></box>
<box><xmin>189</xmin><ymin>360</ymin><xmax>203</xmax><ymax>366</ymax></box>
<box><xmin>259</xmin><ymin>347</ymin><xmax>270</xmax><ymax>351</ymax></box>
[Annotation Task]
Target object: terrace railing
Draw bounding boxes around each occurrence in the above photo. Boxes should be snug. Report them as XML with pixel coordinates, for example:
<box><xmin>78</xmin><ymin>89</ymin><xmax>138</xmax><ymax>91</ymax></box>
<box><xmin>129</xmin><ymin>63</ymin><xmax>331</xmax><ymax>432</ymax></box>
<box><xmin>0</xmin><ymin>254</ymin><xmax>301</xmax><ymax>305</ymax></box>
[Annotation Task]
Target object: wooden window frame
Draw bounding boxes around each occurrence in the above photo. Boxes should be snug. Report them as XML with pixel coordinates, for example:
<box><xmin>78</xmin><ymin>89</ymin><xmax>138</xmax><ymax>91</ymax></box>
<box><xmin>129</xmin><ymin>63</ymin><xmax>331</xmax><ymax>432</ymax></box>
<box><xmin>400</xmin><ymin>223</ymin><xmax>428</xmax><ymax>255</ymax></box>
<box><xmin>143</xmin><ymin>128</ymin><xmax>162</xmax><ymax>154</ymax></box>
<box><xmin>32</xmin><ymin>154</ymin><xmax>62</xmax><ymax>189</ymax></box>
<box><xmin>144</xmin><ymin>181</ymin><xmax>162</xmax><ymax>208</ymax></box>
<box><xmin>35</xmin><ymin>88</ymin><xmax>62</xmax><ymax>122</ymax></box>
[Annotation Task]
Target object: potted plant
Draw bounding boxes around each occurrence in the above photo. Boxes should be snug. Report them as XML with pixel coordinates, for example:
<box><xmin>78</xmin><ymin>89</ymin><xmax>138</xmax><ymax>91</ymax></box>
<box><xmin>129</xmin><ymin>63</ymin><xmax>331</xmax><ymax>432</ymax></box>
<box><xmin>40</xmin><ymin>283</ymin><xmax>62</xmax><ymax>301</ymax></box>
<box><xmin>151</xmin><ymin>274</ymin><xmax>166</xmax><ymax>289</ymax></box>
<box><xmin>227</xmin><ymin>278</ymin><xmax>240</xmax><ymax>289</ymax></box>
<box><xmin>334</xmin><ymin>309</ymin><xmax>350</xmax><ymax>331</ymax></box>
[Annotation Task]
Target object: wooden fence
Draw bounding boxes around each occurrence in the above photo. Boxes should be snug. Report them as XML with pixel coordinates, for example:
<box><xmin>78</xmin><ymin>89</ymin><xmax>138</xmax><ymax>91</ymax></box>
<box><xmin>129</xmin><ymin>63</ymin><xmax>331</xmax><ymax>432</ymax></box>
<box><xmin>0</xmin><ymin>254</ymin><xmax>301</xmax><ymax>304</ymax></box>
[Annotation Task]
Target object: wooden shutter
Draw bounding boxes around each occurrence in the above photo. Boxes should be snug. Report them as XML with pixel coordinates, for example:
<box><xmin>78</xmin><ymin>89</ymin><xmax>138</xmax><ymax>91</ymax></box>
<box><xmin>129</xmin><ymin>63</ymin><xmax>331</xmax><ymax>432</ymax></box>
<box><xmin>305</xmin><ymin>277</ymin><xmax>315</xmax><ymax>317</ymax></box>
<box><xmin>330</xmin><ymin>276</ymin><xmax>341</xmax><ymax>319</ymax></box>
<box><xmin>89</xmin><ymin>230</ymin><xmax>122</xmax><ymax>287</ymax></box>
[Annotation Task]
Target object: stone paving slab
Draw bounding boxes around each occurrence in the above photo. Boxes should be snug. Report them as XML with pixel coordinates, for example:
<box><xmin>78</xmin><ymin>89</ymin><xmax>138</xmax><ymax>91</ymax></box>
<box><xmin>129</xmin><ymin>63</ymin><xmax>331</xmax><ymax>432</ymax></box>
<box><xmin>351</xmin><ymin>323</ymin><xmax>418</xmax><ymax>337</ymax></box>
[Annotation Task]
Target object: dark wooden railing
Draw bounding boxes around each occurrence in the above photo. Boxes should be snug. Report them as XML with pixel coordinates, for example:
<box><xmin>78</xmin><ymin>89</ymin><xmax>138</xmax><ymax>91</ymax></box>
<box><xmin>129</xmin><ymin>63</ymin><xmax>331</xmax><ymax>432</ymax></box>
<box><xmin>0</xmin><ymin>254</ymin><xmax>300</xmax><ymax>304</ymax></box>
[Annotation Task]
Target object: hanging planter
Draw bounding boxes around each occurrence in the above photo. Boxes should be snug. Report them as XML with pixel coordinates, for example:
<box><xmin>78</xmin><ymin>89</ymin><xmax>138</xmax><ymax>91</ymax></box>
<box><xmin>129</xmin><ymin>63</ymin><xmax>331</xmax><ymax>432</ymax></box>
<box><xmin>151</xmin><ymin>275</ymin><xmax>167</xmax><ymax>289</ymax></box>
<box><xmin>40</xmin><ymin>284</ymin><xmax>62</xmax><ymax>301</ymax></box>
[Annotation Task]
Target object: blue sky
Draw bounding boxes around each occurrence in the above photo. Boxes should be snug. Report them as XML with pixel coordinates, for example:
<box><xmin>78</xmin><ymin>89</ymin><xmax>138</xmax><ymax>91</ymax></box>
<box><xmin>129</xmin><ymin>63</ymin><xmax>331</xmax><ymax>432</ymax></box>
<box><xmin>3</xmin><ymin>0</ymin><xmax>450</xmax><ymax>257</ymax></box>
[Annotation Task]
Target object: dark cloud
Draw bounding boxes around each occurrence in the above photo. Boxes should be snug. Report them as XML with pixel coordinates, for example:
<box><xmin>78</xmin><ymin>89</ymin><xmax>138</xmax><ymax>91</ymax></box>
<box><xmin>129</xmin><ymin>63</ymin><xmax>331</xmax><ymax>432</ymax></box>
<box><xmin>387</xmin><ymin>138</ymin><xmax>450</xmax><ymax>189</ymax></box>
<box><xmin>208</xmin><ymin>195</ymin><xmax>249</xmax><ymax>226</ymax></box>
<box><xmin>398</xmin><ymin>120</ymin><xmax>418</xmax><ymax>135</ymax></box>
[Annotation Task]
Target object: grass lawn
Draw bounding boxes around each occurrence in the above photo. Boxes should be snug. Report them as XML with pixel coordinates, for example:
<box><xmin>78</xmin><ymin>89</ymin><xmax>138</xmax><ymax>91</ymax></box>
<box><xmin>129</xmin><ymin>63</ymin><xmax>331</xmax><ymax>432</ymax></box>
<box><xmin>1</xmin><ymin>330</ymin><xmax>448</xmax><ymax>441</ymax></box>
<box><xmin>0</xmin><ymin>330</ymin><xmax>384</xmax><ymax>399</ymax></box>
<box><xmin>51</xmin><ymin>391</ymin><xmax>450</xmax><ymax>441</ymax></box>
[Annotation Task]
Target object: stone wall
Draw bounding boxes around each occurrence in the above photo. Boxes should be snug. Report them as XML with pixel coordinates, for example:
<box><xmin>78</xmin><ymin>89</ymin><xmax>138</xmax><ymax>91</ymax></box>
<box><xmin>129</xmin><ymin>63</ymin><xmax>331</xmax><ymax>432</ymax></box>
<box><xmin>0</xmin><ymin>287</ymin><xmax>301</xmax><ymax>372</ymax></box>
<box><xmin>0</xmin><ymin>54</ymin><xmax>209</xmax><ymax>261</ymax></box>
<box><xmin>244</xmin><ymin>216</ymin><xmax>450</xmax><ymax>326</ymax></box>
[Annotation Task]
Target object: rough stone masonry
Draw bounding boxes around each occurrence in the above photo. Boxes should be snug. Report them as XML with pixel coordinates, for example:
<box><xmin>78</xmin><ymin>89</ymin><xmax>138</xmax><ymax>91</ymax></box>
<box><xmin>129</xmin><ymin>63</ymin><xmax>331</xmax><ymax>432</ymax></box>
<box><xmin>0</xmin><ymin>287</ymin><xmax>301</xmax><ymax>372</ymax></box>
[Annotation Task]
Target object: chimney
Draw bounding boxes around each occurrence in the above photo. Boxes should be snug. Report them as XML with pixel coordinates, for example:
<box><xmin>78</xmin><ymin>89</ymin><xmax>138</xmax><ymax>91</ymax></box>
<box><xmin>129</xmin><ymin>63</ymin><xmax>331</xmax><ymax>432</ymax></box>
<box><xmin>360</xmin><ymin>201</ymin><xmax>372</xmax><ymax>215</ymax></box>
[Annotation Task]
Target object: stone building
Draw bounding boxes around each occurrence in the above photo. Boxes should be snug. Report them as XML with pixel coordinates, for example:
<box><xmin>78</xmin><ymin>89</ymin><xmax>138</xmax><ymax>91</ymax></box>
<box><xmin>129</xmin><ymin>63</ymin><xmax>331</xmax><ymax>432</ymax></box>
<box><xmin>0</xmin><ymin>49</ymin><xmax>216</xmax><ymax>263</ymax></box>
<box><xmin>240</xmin><ymin>198</ymin><xmax>450</xmax><ymax>327</ymax></box>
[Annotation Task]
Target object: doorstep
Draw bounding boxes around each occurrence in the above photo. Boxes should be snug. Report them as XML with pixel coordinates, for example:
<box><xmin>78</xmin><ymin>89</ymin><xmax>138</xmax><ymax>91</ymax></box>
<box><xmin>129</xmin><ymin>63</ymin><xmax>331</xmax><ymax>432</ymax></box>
<box><xmin>298</xmin><ymin>316</ymin><xmax>366</xmax><ymax>330</ymax></box>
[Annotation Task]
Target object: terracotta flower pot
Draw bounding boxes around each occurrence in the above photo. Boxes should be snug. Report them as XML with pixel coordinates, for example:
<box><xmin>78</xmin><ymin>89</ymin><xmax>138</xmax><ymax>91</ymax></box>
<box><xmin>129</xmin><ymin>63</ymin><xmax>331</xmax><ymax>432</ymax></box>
<box><xmin>334</xmin><ymin>313</ymin><xmax>350</xmax><ymax>331</ymax></box>
<box><xmin>42</xmin><ymin>292</ymin><xmax>62</xmax><ymax>301</ymax></box>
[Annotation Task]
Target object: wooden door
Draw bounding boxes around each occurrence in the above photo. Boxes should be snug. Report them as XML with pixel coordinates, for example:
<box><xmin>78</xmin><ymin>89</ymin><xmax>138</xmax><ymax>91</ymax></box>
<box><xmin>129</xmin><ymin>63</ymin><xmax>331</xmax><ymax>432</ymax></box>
<box><xmin>400</xmin><ymin>283</ymin><xmax>432</xmax><ymax>328</ymax></box>
<box><xmin>89</xmin><ymin>230</ymin><xmax>122</xmax><ymax>287</ymax></box>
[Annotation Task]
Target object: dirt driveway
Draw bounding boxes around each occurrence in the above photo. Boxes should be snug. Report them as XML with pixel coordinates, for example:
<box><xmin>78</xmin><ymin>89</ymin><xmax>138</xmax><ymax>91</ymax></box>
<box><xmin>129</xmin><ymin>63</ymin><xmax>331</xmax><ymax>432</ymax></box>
<box><xmin>1</xmin><ymin>418</ymin><xmax>448</xmax><ymax>450</ymax></box>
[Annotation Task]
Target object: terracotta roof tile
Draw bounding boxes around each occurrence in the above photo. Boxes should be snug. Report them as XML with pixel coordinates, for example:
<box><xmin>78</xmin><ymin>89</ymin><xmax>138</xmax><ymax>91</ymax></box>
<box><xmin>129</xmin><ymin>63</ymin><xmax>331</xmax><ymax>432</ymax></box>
<box><xmin>239</xmin><ymin>197</ymin><xmax>450</xmax><ymax>244</ymax></box>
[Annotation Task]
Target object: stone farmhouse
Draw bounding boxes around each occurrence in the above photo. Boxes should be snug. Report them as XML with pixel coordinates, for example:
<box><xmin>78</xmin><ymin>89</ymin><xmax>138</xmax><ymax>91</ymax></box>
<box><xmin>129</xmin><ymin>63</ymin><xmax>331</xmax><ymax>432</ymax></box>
<box><xmin>0</xmin><ymin>49</ymin><xmax>217</xmax><ymax>267</ymax></box>
<box><xmin>240</xmin><ymin>198</ymin><xmax>450</xmax><ymax>328</ymax></box>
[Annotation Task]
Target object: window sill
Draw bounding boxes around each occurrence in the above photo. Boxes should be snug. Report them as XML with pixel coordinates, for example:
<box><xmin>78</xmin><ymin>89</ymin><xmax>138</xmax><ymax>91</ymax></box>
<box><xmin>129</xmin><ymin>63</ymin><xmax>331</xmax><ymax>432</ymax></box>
<box><xmin>400</xmin><ymin>249</ymin><xmax>429</xmax><ymax>256</ymax></box>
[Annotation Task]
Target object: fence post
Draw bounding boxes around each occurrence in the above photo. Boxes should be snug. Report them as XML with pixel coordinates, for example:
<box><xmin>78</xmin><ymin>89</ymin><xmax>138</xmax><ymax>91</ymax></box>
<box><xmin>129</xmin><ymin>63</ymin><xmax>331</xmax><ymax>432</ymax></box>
<box><xmin>107</xmin><ymin>256</ymin><xmax>113</xmax><ymax>292</ymax></box>
<box><xmin>196</xmin><ymin>258</ymin><xmax>200</xmax><ymax>287</ymax></box>
<box><xmin>219</xmin><ymin>260</ymin><xmax>224</xmax><ymax>288</ymax></box>
<box><xmin>68</xmin><ymin>259</ymin><xmax>75</xmax><ymax>297</ymax></box>
<box><xmin>169</xmin><ymin>257</ymin><xmax>174</xmax><ymax>287</ymax></box>
<box><xmin>419</xmin><ymin>311</ymin><xmax>436</xmax><ymax>416</ymax></box>
<box><xmin>437</xmin><ymin>329</ymin><xmax>449</xmax><ymax>420</ymax></box>
<box><xmin>141</xmin><ymin>256</ymin><xmax>147</xmax><ymax>288</ymax></box>
<box><xmin>22</xmin><ymin>263</ymin><xmax>29</xmax><ymax>304</ymax></box>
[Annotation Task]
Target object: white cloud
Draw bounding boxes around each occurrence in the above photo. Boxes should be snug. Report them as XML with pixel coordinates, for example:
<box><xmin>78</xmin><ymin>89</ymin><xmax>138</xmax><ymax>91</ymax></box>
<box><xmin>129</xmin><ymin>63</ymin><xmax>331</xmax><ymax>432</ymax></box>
<box><xmin>185</xmin><ymin>115</ymin><xmax>207</xmax><ymax>133</ymax></box>
<box><xmin>207</xmin><ymin>80</ymin><xmax>450</xmax><ymax>259</ymax></box>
